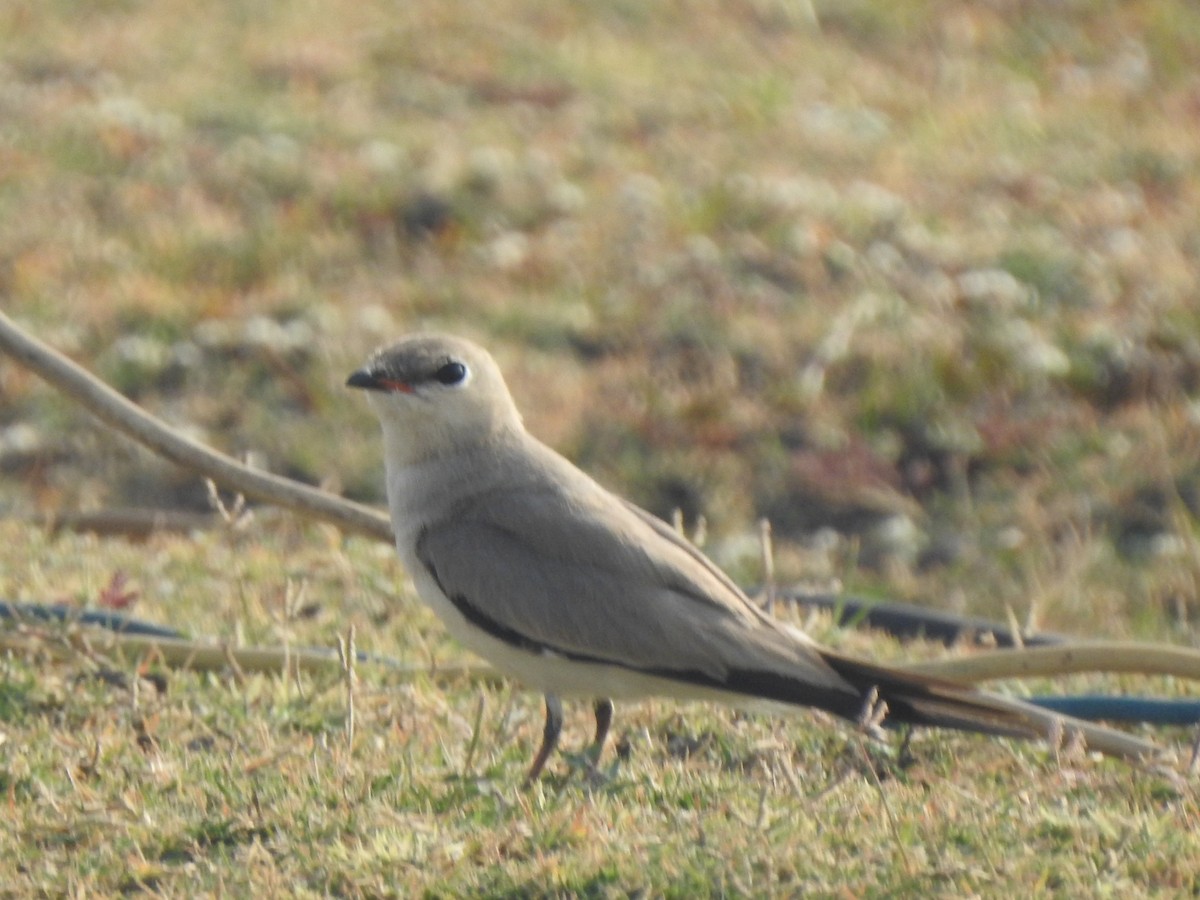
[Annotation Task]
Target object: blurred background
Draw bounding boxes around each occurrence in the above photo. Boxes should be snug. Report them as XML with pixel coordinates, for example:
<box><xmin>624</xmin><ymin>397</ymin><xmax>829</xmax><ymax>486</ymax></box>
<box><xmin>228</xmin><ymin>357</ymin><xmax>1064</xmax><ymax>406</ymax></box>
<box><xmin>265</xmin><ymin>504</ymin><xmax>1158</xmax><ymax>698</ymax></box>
<box><xmin>2</xmin><ymin>0</ymin><xmax>1199</xmax><ymax>634</ymax></box>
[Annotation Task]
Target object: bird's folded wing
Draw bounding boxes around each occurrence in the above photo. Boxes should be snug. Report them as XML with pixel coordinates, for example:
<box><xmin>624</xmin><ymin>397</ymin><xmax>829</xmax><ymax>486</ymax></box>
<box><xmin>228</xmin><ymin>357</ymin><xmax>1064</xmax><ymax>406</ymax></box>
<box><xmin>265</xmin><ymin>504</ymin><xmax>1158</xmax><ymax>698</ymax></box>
<box><xmin>414</xmin><ymin>486</ymin><xmax>849</xmax><ymax>693</ymax></box>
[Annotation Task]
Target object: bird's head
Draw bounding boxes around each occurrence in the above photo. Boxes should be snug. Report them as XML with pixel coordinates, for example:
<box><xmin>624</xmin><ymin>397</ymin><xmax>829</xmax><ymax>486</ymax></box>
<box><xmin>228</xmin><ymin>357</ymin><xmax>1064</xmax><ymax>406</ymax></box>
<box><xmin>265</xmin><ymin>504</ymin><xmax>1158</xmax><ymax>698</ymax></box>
<box><xmin>347</xmin><ymin>333</ymin><xmax>523</xmax><ymax>464</ymax></box>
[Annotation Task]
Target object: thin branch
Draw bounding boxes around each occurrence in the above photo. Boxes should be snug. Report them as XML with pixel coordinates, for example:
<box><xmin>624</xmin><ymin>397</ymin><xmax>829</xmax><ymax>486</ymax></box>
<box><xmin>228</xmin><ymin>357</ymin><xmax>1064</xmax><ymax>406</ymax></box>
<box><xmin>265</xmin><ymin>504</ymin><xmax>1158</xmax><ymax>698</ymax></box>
<box><xmin>0</xmin><ymin>309</ymin><xmax>393</xmax><ymax>543</ymax></box>
<box><xmin>0</xmin><ymin>626</ymin><xmax>498</xmax><ymax>683</ymax></box>
<box><xmin>15</xmin><ymin>508</ymin><xmax>222</xmax><ymax>539</ymax></box>
<box><xmin>907</xmin><ymin>642</ymin><xmax>1200</xmax><ymax>684</ymax></box>
<box><xmin>758</xmin><ymin>518</ymin><xmax>776</xmax><ymax>614</ymax></box>
<box><xmin>337</xmin><ymin>625</ymin><xmax>358</xmax><ymax>747</ymax></box>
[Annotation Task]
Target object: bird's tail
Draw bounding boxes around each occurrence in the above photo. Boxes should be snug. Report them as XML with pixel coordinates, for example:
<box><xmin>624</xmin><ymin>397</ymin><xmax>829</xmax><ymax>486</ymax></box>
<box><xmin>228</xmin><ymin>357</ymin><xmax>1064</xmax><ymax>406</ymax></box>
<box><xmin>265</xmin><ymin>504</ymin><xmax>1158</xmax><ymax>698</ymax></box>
<box><xmin>816</xmin><ymin>651</ymin><xmax>1160</xmax><ymax>761</ymax></box>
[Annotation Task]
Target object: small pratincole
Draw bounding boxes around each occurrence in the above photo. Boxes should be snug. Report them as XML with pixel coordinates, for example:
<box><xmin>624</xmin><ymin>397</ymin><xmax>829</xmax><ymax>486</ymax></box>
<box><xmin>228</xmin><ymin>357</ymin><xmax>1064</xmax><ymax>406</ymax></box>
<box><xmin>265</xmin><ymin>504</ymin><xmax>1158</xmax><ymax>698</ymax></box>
<box><xmin>348</xmin><ymin>333</ymin><xmax>1157</xmax><ymax>781</ymax></box>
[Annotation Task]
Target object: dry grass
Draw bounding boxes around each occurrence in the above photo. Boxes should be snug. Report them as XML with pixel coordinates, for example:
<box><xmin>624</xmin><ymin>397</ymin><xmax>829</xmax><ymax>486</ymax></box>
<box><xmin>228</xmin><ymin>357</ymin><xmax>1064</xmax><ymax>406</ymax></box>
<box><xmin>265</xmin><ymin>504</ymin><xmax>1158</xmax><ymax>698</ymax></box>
<box><xmin>1</xmin><ymin>521</ymin><xmax>1197</xmax><ymax>896</ymax></box>
<box><xmin>3</xmin><ymin>0</ymin><xmax>1200</xmax><ymax>893</ymax></box>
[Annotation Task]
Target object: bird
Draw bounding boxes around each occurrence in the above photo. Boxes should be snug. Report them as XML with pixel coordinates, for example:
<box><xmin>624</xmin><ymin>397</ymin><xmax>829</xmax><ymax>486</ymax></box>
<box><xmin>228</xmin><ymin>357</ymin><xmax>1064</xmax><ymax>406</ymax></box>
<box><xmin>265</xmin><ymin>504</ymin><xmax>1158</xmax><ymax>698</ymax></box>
<box><xmin>347</xmin><ymin>333</ymin><xmax>1157</xmax><ymax>782</ymax></box>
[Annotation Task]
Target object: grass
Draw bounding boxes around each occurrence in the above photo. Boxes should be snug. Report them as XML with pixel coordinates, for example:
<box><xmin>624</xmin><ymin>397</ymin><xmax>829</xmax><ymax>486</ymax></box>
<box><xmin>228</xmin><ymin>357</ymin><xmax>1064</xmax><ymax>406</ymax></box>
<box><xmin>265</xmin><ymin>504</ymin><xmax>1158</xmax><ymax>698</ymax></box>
<box><xmin>3</xmin><ymin>0</ymin><xmax>1200</xmax><ymax>893</ymax></box>
<box><xmin>1</xmin><ymin>523</ymin><xmax>1197</xmax><ymax>896</ymax></box>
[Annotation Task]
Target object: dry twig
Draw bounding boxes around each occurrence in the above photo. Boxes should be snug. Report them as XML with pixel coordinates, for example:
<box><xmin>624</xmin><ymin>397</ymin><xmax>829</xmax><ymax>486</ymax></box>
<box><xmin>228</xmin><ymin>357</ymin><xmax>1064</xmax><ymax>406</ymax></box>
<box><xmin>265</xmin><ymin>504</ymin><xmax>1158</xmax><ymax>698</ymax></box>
<box><xmin>0</xmin><ymin>309</ymin><xmax>392</xmax><ymax>543</ymax></box>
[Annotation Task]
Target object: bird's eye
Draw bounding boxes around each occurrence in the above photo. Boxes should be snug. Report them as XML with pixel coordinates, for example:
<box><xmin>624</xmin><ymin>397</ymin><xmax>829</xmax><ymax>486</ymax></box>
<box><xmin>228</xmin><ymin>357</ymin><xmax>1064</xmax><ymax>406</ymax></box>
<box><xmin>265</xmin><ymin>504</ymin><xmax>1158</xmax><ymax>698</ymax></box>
<box><xmin>433</xmin><ymin>361</ymin><xmax>468</xmax><ymax>386</ymax></box>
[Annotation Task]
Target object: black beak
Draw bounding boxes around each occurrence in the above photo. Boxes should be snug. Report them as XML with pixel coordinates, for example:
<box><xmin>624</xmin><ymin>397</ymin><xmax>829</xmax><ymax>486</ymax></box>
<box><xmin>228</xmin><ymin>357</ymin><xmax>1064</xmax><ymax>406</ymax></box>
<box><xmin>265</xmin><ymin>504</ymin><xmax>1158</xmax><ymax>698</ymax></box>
<box><xmin>346</xmin><ymin>368</ymin><xmax>380</xmax><ymax>390</ymax></box>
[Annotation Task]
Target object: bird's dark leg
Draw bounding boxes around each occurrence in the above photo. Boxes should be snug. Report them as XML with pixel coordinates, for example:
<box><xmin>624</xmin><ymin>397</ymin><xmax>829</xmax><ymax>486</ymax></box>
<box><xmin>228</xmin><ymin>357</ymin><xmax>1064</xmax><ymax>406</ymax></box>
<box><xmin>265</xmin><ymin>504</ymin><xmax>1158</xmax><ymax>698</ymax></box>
<box><xmin>524</xmin><ymin>693</ymin><xmax>563</xmax><ymax>784</ymax></box>
<box><xmin>591</xmin><ymin>698</ymin><xmax>614</xmax><ymax>760</ymax></box>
